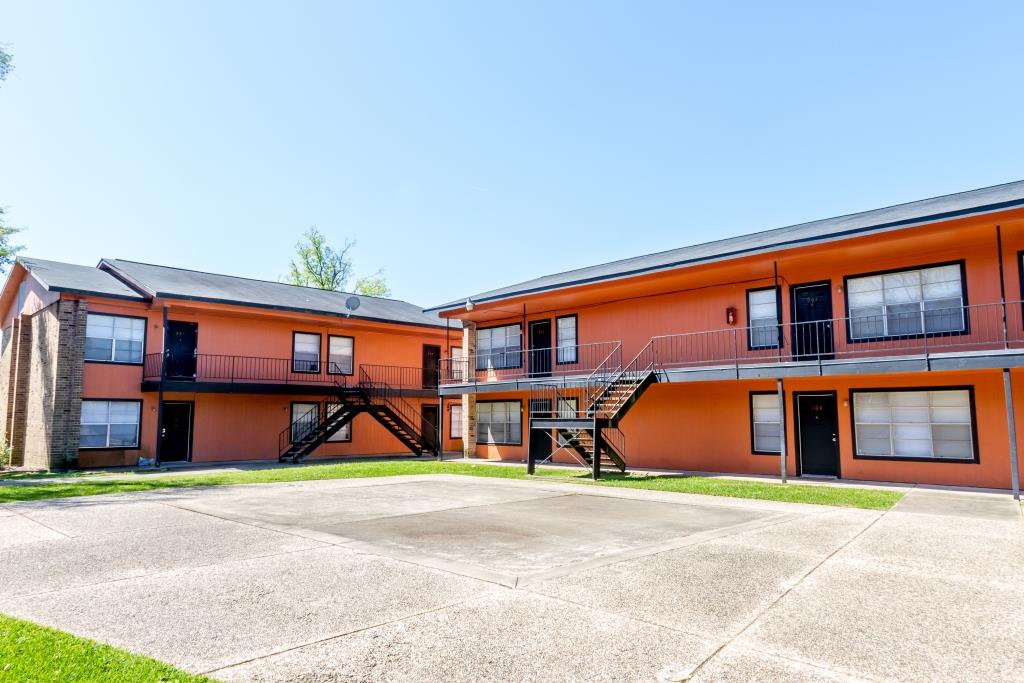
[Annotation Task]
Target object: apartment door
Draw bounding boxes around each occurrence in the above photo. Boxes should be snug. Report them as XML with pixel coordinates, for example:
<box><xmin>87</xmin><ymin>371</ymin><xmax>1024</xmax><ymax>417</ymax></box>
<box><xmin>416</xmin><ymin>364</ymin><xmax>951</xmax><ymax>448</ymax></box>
<box><xmin>528</xmin><ymin>399</ymin><xmax>553</xmax><ymax>464</ymax></box>
<box><xmin>529</xmin><ymin>320</ymin><xmax>552</xmax><ymax>377</ymax></box>
<box><xmin>165</xmin><ymin>321</ymin><xmax>198</xmax><ymax>378</ymax></box>
<box><xmin>159</xmin><ymin>401</ymin><xmax>193</xmax><ymax>462</ymax></box>
<box><xmin>422</xmin><ymin>345</ymin><xmax>441</xmax><ymax>389</ymax></box>
<box><xmin>420</xmin><ymin>405</ymin><xmax>439</xmax><ymax>453</ymax></box>
<box><xmin>796</xmin><ymin>393</ymin><xmax>839</xmax><ymax>477</ymax></box>
<box><xmin>791</xmin><ymin>282</ymin><xmax>834</xmax><ymax>360</ymax></box>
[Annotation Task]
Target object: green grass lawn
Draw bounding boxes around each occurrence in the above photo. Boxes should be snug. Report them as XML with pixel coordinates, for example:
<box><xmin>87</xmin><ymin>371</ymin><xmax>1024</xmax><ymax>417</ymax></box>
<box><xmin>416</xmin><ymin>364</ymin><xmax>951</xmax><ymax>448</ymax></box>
<box><xmin>0</xmin><ymin>613</ymin><xmax>210</xmax><ymax>682</ymax></box>
<box><xmin>0</xmin><ymin>460</ymin><xmax>902</xmax><ymax>510</ymax></box>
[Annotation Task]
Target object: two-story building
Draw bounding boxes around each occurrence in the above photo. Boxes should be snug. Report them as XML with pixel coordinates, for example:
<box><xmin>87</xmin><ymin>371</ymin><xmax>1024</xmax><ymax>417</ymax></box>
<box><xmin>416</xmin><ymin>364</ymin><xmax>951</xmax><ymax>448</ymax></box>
<box><xmin>433</xmin><ymin>180</ymin><xmax>1024</xmax><ymax>496</ymax></box>
<box><xmin>0</xmin><ymin>258</ymin><xmax>461</xmax><ymax>470</ymax></box>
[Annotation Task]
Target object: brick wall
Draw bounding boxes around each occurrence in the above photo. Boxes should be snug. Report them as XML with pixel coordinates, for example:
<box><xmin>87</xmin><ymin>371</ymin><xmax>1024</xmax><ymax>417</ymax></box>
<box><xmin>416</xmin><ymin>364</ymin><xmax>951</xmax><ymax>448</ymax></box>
<box><xmin>461</xmin><ymin>321</ymin><xmax>477</xmax><ymax>457</ymax></box>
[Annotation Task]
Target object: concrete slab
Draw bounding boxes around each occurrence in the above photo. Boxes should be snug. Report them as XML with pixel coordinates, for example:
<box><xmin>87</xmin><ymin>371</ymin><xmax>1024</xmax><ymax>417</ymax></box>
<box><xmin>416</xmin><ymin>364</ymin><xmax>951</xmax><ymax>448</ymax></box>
<box><xmin>527</xmin><ymin>538</ymin><xmax>819</xmax><ymax>638</ymax></box>
<box><xmin>0</xmin><ymin>514</ymin><xmax>67</xmax><ymax>548</ymax></box>
<box><xmin>212</xmin><ymin>590</ymin><xmax>719</xmax><ymax>683</ymax></box>
<box><xmin>714</xmin><ymin>508</ymin><xmax>879</xmax><ymax>558</ymax></box>
<box><xmin>5</xmin><ymin>500</ymin><xmax>208</xmax><ymax>537</ymax></box>
<box><xmin>1</xmin><ymin>545</ymin><xmax>496</xmax><ymax>673</ymax></box>
<box><xmin>329</xmin><ymin>493</ymin><xmax>767</xmax><ymax>577</ymax></box>
<box><xmin>690</xmin><ymin>644</ymin><xmax>867</xmax><ymax>682</ymax></box>
<box><xmin>739</xmin><ymin>560</ymin><xmax>1024</xmax><ymax>682</ymax></box>
<box><xmin>892</xmin><ymin>488</ymin><xmax>1022</xmax><ymax>520</ymax></box>
<box><xmin>0</xmin><ymin>515</ymin><xmax>323</xmax><ymax>599</ymax></box>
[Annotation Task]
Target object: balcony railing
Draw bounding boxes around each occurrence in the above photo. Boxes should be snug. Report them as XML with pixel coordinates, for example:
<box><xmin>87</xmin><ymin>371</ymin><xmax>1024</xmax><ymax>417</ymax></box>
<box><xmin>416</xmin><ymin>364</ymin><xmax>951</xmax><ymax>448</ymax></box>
<box><xmin>445</xmin><ymin>301</ymin><xmax>1024</xmax><ymax>387</ymax></box>
<box><xmin>440</xmin><ymin>341</ymin><xmax>622</xmax><ymax>386</ymax></box>
<box><xmin>143</xmin><ymin>353</ymin><xmax>437</xmax><ymax>389</ymax></box>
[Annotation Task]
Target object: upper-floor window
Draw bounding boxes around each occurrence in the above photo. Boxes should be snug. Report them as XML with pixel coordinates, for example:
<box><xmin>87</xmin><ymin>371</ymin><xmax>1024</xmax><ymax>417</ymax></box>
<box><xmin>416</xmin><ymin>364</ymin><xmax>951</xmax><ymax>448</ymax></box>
<box><xmin>747</xmin><ymin>288</ymin><xmax>780</xmax><ymax>349</ymax></box>
<box><xmin>853</xmin><ymin>388</ymin><xmax>974</xmax><ymax>461</ymax></box>
<box><xmin>328</xmin><ymin>335</ymin><xmax>354</xmax><ymax>375</ymax></box>
<box><xmin>556</xmin><ymin>315</ymin><xmax>578</xmax><ymax>363</ymax></box>
<box><xmin>80</xmin><ymin>400</ymin><xmax>141</xmax><ymax>449</ymax></box>
<box><xmin>847</xmin><ymin>263</ymin><xmax>965</xmax><ymax>340</ymax></box>
<box><xmin>292</xmin><ymin>333</ymin><xmax>321</xmax><ymax>373</ymax></box>
<box><xmin>85</xmin><ymin>314</ymin><xmax>145</xmax><ymax>364</ymax></box>
<box><xmin>477</xmin><ymin>324</ymin><xmax>521</xmax><ymax>370</ymax></box>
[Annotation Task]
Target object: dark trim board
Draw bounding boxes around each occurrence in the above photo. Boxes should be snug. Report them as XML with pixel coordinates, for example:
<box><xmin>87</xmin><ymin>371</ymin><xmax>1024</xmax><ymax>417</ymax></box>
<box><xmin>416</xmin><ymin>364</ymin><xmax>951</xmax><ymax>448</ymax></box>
<box><xmin>748</xmin><ymin>390</ymin><xmax>784</xmax><ymax>455</ymax></box>
<box><xmin>78</xmin><ymin>397</ymin><xmax>144</xmax><ymax>451</ymax></box>
<box><xmin>842</xmin><ymin>260</ymin><xmax>970</xmax><ymax>344</ymax></box>
<box><xmin>848</xmin><ymin>385</ymin><xmax>980</xmax><ymax>464</ymax></box>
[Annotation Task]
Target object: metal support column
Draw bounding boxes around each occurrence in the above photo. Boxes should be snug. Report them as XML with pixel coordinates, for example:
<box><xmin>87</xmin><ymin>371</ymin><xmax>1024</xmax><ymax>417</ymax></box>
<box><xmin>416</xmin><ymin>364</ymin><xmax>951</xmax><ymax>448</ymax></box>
<box><xmin>154</xmin><ymin>305</ymin><xmax>168</xmax><ymax>467</ymax></box>
<box><xmin>777</xmin><ymin>377</ymin><xmax>787</xmax><ymax>484</ymax></box>
<box><xmin>437</xmin><ymin>394</ymin><xmax>444</xmax><ymax>461</ymax></box>
<box><xmin>1002</xmin><ymin>369</ymin><xmax>1021</xmax><ymax>500</ymax></box>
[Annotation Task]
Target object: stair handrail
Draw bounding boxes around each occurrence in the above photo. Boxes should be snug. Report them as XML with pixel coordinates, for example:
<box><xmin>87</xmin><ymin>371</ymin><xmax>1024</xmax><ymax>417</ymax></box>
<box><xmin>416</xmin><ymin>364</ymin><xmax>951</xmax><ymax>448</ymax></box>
<box><xmin>580</xmin><ymin>341</ymin><xmax>624</xmax><ymax>414</ymax></box>
<box><xmin>359</xmin><ymin>367</ymin><xmax>438</xmax><ymax>452</ymax></box>
<box><xmin>277</xmin><ymin>379</ymin><xmax>350</xmax><ymax>457</ymax></box>
<box><xmin>586</xmin><ymin>338</ymin><xmax>658</xmax><ymax>417</ymax></box>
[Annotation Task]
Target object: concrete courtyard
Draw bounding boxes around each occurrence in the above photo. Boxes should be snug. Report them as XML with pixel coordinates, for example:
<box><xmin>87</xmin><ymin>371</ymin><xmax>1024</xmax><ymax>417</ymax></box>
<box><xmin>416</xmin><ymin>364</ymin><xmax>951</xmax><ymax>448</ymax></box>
<box><xmin>0</xmin><ymin>474</ymin><xmax>1021</xmax><ymax>682</ymax></box>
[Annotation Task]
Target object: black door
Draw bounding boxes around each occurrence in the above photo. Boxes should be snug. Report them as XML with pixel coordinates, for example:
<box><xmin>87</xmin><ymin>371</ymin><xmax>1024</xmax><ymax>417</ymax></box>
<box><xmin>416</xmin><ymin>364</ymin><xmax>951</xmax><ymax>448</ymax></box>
<box><xmin>529</xmin><ymin>320</ymin><xmax>552</xmax><ymax>377</ymax></box>
<box><xmin>165</xmin><ymin>321</ymin><xmax>198</xmax><ymax>378</ymax></box>
<box><xmin>529</xmin><ymin>399</ymin><xmax>553</xmax><ymax>464</ymax></box>
<box><xmin>160</xmin><ymin>402</ymin><xmax>193</xmax><ymax>462</ymax></box>
<box><xmin>422</xmin><ymin>345</ymin><xmax>441</xmax><ymax>389</ymax></box>
<box><xmin>420</xmin><ymin>405</ymin><xmax>439</xmax><ymax>452</ymax></box>
<box><xmin>796</xmin><ymin>394</ymin><xmax>839</xmax><ymax>476</ymax></box>
<box><xmin>792</xmin><ymin>283</ymin><xmax>834</xmax><ymax>360</ymax></box>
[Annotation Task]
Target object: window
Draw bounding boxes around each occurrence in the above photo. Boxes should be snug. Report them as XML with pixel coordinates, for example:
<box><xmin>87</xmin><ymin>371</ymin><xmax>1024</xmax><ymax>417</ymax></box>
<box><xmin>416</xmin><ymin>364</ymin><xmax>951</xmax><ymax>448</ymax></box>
<box><xmin>325</xmin><ymin>403</ymin><xmax>352</xmax><ymax>442</ymax></box>
<box><xmin>847</xmin><ymin>264</ymin><xmax>965</xmax><ymax>340</ymax></box>
<box><xmin>853</xmin><ymin>389</ymin><xmax>975</xmax><ymax>461</ymax></box>
<box><xmin>328</xmin><ymin>335</ymin><xmax>354</xmax><ymax>375</ymax></box>
<box><xmin>476</xmin><ymin>324</ymin><xmax>522</xmax><ymax>370</ymax></box>
<box><xmin>80</xmin><ymin>400</ymin><xmax>140</xmax><ymax>449</ymax></box>
<box><xmin>556</xmin><ymin>315</ymin><xmax>578</xmax><ymax>364</ymax></box>
<box><xmin>292</xmin><ymin>333</ymin><xmax>321</xmax><ymax>373</ymax></box>
<box><xmin>449</xmin><ymin>347</ymin><xmax>466</xmax><ymax>382</ymax></box>
<box><xmin>450</xmin><ymin>403</ymin><xmax>463</xmax><ymax>438</ymax></box>
<box><xmin>85</xmin><ymin>314</ymin><xmax>145</xmax><ymax>363</ymax></box>
<box><xmin>750</xmin><ymin>393</ymin><xmax>782</xmax><ymax>453</ymax></box>
<box><xmin>291</xmin><ymin>402</ymin><xmax>319</xmax><ymax>442</ymax></box>
<box><xmin>747</xmin><ymin>288</ymin><xmax>780</xmax><ymax>349</ymax></box>
<box><xmin>476</xmin><ymin>401</ymin><xmax>522</xmax><ymax>444</ymax></box>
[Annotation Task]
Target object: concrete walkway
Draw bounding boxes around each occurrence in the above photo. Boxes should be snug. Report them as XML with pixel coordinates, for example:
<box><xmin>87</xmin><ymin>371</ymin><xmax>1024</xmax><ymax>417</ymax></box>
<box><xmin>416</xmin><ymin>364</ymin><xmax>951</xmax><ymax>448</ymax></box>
<box><xmin>0</xmin><ymin>475</ymin><xmax>1021</xmax><ymax>681</ymax></box>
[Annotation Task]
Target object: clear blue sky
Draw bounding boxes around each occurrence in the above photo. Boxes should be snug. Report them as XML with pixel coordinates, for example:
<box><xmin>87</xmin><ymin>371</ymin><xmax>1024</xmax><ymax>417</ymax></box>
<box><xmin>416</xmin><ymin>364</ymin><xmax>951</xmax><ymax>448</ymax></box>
<box><xmin>1</xmin><ymin>1</ymin><xmax>1022</xmax><ymax>307</ymax></box>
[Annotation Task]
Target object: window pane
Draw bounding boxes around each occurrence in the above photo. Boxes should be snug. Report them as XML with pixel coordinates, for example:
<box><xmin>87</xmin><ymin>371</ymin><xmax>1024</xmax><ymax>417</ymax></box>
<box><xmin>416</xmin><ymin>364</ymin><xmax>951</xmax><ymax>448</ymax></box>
<box><xmin>80</xmin><ymin>424</ymin><xmax>108</xmax><ymax>448</ymax></box>
<box><xmin>293</xmin><ymin>333</ymin><xmax>320</xmax><ymax>371</ymax></box>
<box><xmin>923</xmin><ymin>298</ymin><xmax>964</xmax><ymax>333</ymax></box>
<box><xmin>849</xmin><ymin>307</ymin><xmax>884</xmax><ymax>339</ymax></box>
<box><xmin>81</xmin><ymin>401</ymin><xmax>109</xmax><ymax>424</ymax></box>
<box><xmin>921</xmin><ymin>265</ymin><xmax>962</xmax><ymax>299</ymax></box>
<box><xmin>85</xmin><ymin>337</ymin><xmax>114</xmax><ymax>361</ymax></box>
<box><xmin>109</xmin><ymin>402</ymin><xmax>140</xmax><ymax>424</ymax></box>
<box><xmin>114</xmin><ymin>340</ymin><xmax>143</xmax><ymax>363</ymax></box>
<box><xmin>451</xmin><ymin>405</ymin><xmax>463</xmax><ymax>438</ymax></box>
<box><xmin>86</xmin><ymin>314</ymin><xmax>114</xmax><ymax>338</ymax></box>
<box><xmin>328</xmin><ymin>336</ymin><xmax>354</xmax><ymax>373</ymax></box>
<box><xmin>885</xmin><ymin>303</ymin><xmax>922</xmax><ymax>336</ymax></box>
<box><xmin>108</xmin><ymin>423</ymin><xmax>139</xmax><ymax>447</ymax></box>
<box><xmin>847</xmin><ymin>276</ymin><xmax>884</xmax><ymax>307</ymax></box>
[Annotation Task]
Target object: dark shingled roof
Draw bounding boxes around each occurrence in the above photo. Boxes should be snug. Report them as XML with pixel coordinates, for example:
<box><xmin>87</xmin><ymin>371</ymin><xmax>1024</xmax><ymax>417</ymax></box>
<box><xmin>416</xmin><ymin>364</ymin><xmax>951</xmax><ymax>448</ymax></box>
<box><xmin>428</xmin><ymin>179</ymin><xmax>1024</xmax><ymax>312</ymax></box>
<box><xmin>19</xmin><ymin>257</ymin><xmax>146</xmax><ymax>301</ymax></box>
<box><xmin>99</xmin><ymin>259</ymin><xmax>454</xmax><ymax>329</ymax></box>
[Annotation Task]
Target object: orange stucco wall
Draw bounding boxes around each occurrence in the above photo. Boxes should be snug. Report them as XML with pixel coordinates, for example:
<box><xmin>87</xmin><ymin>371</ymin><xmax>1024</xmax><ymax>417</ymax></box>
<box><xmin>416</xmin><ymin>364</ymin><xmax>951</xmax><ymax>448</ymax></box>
<box><xmin>70</xmin><ymin>296</ymin><xmax>460</xmax><ymax>467</ymax></box>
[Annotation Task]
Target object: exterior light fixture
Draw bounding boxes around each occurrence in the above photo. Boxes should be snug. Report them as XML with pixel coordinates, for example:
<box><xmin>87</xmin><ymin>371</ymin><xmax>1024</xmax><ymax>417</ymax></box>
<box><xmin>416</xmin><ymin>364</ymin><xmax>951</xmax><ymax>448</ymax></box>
<box><xmin>465</xmin><ymin>298</ymin><xmax>475</xmax><ymax>311</ymax></box>
<box><xmin>726</xmin><ymin>306</ymin><xmax>736</xmax><ymax>325</ymax></box>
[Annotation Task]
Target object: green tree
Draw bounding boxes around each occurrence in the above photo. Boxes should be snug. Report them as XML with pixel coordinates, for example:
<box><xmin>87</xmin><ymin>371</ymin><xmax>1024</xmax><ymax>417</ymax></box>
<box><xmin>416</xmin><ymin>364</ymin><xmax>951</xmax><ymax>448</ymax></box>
<box><xmin>0</xmin><ymin>44</ymin><xmax>12</xmax><ymax>83</ymax></box>
<box><xmin>0</xmin><ymin>207</ymin><xmax>23</xmax><ymax>273</ymax></box>
<box><xmin>288</xmin><ymin>227</ymin><xmax>354</xmax><ymax>290</ymax></box>
<box><xmin>354</xmin><ymin>273</ymin><xmax>391</xmax><ymax>297</ymax></box>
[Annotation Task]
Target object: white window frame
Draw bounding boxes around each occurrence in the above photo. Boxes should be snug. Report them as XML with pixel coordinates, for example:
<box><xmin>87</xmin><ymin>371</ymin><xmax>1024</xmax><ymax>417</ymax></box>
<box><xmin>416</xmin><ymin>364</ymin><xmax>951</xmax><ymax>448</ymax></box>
<box><xmin>450</xmin><ymin>403</ymin><xmax>463</xmax><ymax>439</ymax></box>
<box><xmin>750</xmin><ymin>392</ymin><xmax>782</xmax><ymax>454</ymax></box>
<box><xmin>556</xmin><ymin>315</ymin><xmax>578</xmax><ymax>364</ymax></box>
<box><xmin>476</xmin><ymin>324</ymin><xmax>522</xmax><ymax>370</ymax></box>
<box><xmin>747</xmin><ymin>288</ymin><xmax>780</xmax><ymax>349</ymax></box>
<box><xmin>80</xmin><ymin>400</ymin><xmax>141</xmax><ymax>449</ymax></box>
<box><xmin>476</xmin><ymin>401</ymin><xmax>522</xmax><ymax>445</ymax></box>
<box><xmin>85</xmin><ymin>314</ymin><xmax>146</xmax><ymax>364</ymax></box>
<box><xmin>327</xmin><ymin>335</ymin><xmax>354</xmax><ymax>375</ymax></box>
<box><xmin>292</xmin><ymin>333</ymin><xmax>321</xmax><ymax>373</ymax></box>
<box><xmin>852</xmin><ymin>388</ymin><xmax>975</xmax><ymax>461</ymax></box>
<box><xmin>847</xmin><ymin>263</ymin><xmax>966</xmax><ymax>340</ymax></box>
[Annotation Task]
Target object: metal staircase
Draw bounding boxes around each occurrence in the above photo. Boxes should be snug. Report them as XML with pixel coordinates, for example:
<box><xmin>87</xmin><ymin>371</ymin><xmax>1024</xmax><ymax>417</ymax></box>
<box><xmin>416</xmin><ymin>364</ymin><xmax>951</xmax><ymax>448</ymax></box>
<box><xmin>277</xmin><ymin>371</ymin><xmax>437</xmax><ymax>464</ymax></box>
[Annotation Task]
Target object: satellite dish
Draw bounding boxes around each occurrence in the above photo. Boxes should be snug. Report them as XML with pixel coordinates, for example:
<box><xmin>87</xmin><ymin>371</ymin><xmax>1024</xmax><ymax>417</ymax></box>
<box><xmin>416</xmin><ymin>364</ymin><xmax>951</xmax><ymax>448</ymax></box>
<box><xmin>345</xmin><ymin>296</ymin><xmax>361</xmax><ymax>316</ymax></box>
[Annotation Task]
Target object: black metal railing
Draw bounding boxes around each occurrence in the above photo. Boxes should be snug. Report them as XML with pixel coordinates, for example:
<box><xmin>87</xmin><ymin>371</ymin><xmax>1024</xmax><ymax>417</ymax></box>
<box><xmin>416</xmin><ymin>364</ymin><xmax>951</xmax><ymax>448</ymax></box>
<box><xmin>277</xmin><ymin>394</ymin><xmax>348</xmax><ymax>456</ymax></box>
<box><xmin>360</xmin><ymin>364</ymin><xmax>437</xmax><ymax>391</ymax></box>
<box><xmin>359</xmin><ymin>367</ymin><xmax>438</xmax><ymax>451</ymax></box>
<box><xmin>440</xmin><ymin>341</ymin><xmax>622</xmax><ymax>386</ymax></box>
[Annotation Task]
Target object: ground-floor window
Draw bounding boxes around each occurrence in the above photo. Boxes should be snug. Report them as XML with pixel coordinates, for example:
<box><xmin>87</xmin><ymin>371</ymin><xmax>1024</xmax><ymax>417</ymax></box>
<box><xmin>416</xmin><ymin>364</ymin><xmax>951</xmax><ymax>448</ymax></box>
<box><xmin>326</xmin><ymin>403</ymin><xmax>352</xmax><ymax>442</ymax></box>
<box><xmin>750</xmin><ymin>392</ymin><xmax>782</xmax><ymax>453</ymax></box>
<box><xmin>852</xmin><ymin>388</ymin><xmax>975</xmax><ymax>461</ymax></box>
<box><xmin>80</xmin><ymin>400</ymin><xmax>141</xmax><ymax>449</ymax></box>
<box><xmin>291</xmin><ymin>402</ymin><xmax>319</xmax><ymax>442</ymax></box>
<box><xmin>476</xmin><ymin>401</ymin><xmax>522</xmax><ymax>445</ymax></box>
<box><xmin>450</xmin><ymin>404</ymin><xmax>463</xmax><ymax>439</ymax></box>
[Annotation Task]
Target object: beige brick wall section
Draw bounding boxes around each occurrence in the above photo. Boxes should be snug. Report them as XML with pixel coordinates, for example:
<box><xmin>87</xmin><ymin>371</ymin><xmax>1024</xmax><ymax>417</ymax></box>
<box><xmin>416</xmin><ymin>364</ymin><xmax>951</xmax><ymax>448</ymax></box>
<box><xmin>0</xmin><ymin>321</ymin><xmax>14</xmax><ymax>450</ymax></box>
<box><xmin>8</xmin><ymin>316</ymin><xmax>33</xmax><ymax>466</ymax></box>
<box><xmin>461</xmin><ymin>321</ymin><xmax>477</xmax><ymax>457</ymax></box>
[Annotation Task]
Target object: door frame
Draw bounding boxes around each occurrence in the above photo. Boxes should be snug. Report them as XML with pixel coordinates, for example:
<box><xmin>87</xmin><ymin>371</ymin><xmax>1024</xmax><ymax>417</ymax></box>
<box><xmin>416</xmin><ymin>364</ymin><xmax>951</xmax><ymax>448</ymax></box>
<box><xmin>789</xmin><ymin>280</ymin><xmax>834</xmax><ymax>359</ymax></box>
<box><xmin>421</xmin><ymin>344</ymin><xmax>441</xmax><ymax>388</ymax></box>
<box><xmin>420</xmin><ymin>403</ymin><xmax>439</xmax><ymax>451</ymax></box>
<box><xmin>159</xmin><ymin>400</ymin><xmax>195</xmax><ymax>463</ymax></box>
<box><xmin>164</xmin><ymin>320</ymin><xmax>199</xmax><ymax>378</ymax></box>
<box><xmin>528</xmin><ymin>319</ymin><xmax>553</xmax><ymax>377</ymax></box>
<box><xmin>792</xmin><ymin>391</ymin><xmax>840</xmax><ymax>478</ymax></box>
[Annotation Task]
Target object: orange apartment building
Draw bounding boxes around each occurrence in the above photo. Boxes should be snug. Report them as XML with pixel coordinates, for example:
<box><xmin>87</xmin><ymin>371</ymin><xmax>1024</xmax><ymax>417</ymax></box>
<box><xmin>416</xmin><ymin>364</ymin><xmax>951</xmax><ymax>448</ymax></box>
<box><xmin>433</xmin><ymin>181</ymin><xmax>1024</xmax><ymax>496</ymax></box>
<box><xmin>0</xmin><ymin>258</ymin><xmax>462</xmax><ymax>470</ymax></box>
